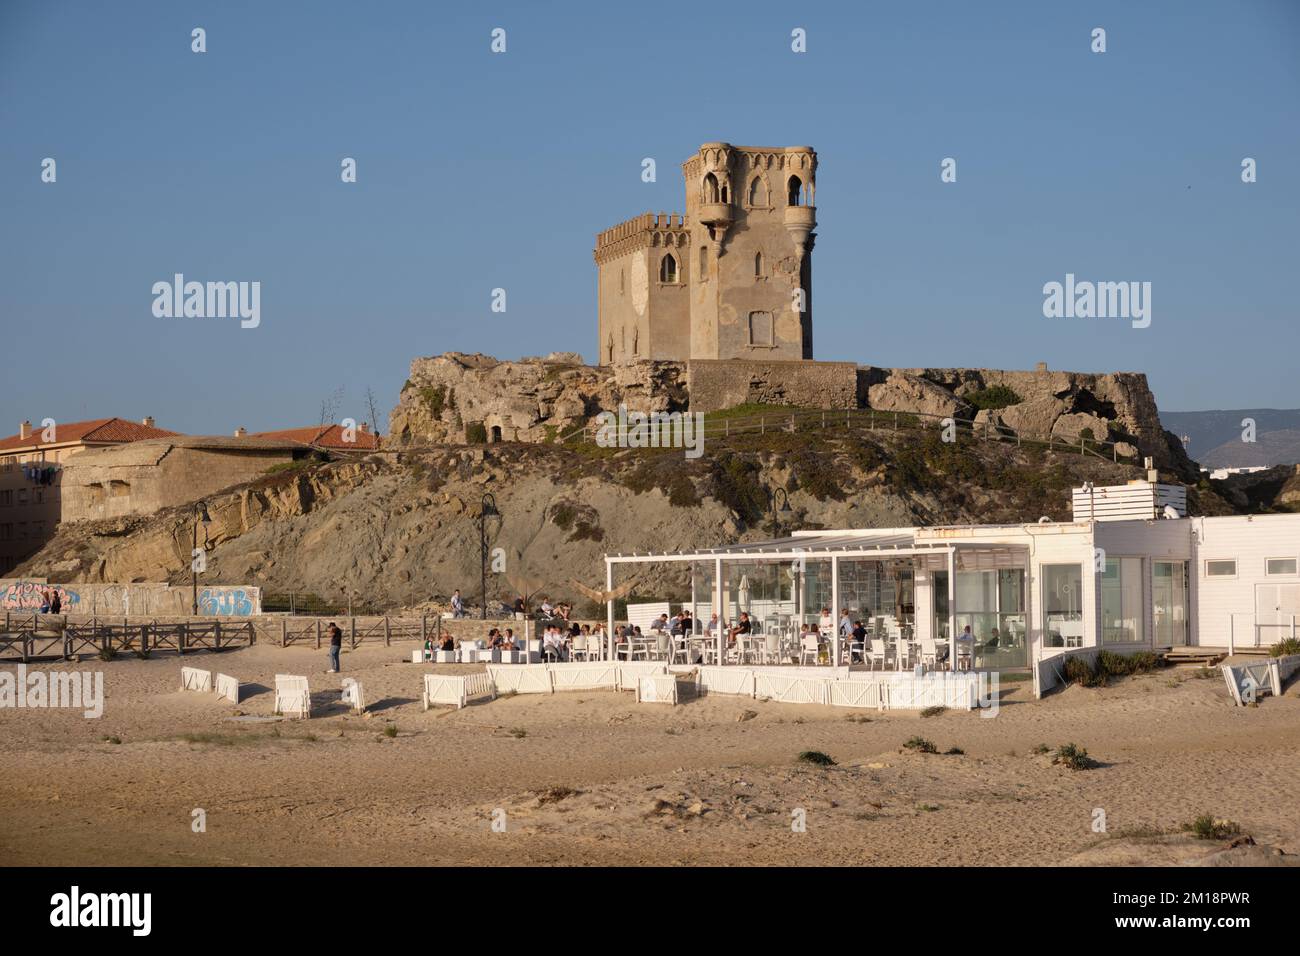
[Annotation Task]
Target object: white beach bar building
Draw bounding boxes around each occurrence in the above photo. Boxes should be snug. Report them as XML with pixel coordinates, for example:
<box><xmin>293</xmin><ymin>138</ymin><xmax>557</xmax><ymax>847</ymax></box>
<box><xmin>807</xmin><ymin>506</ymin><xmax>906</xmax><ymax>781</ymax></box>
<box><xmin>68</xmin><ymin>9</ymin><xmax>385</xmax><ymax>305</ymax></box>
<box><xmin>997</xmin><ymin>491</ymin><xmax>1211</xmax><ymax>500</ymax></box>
<box><xmin>603</xmin><ymin>481</ymin><xmax>1300</xmax><ymax>669</ymax></box>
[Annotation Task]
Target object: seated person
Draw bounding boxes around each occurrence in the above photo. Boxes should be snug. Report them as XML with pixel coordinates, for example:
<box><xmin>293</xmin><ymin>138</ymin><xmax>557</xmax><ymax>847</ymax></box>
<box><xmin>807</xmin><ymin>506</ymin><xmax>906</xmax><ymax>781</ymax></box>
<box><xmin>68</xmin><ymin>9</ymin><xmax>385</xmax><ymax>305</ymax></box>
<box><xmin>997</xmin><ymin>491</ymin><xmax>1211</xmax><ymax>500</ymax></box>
<box><xmin>439</xmin><ymin>634</ymin><xmax>455</xmax><ymax>652</ymax></box>
<box><xmin>727</xmin><ymin>612</ymin><xmax>752</xmax><ymax>646</ymax></box>
<box><xmin>501</xmin><ymin>628</ymin><xmax>516</xmax><ymax>650</ymax></box>
<box><xmin>556</xmin><ymin>602</ymin><xmax>572</xmax><ymax>621</ymax></box>
<box><xmin>486</xmin><ymin>627</ymin><xmax>502</xmax><ymax>648</ymax></box>
<box><xmin>704</xmin><ymin>613</ymin><xmax>719</xmax><ymax>636</ymax></box>
<box><xmin>651</xmin><ymin>613</ymin><xmax>670</xmax><ymax>633</ymax></box>
<box><xmin>539</xmin><ymin>598</ymin><xmax>555</xmax><ymax>618</ymax></box>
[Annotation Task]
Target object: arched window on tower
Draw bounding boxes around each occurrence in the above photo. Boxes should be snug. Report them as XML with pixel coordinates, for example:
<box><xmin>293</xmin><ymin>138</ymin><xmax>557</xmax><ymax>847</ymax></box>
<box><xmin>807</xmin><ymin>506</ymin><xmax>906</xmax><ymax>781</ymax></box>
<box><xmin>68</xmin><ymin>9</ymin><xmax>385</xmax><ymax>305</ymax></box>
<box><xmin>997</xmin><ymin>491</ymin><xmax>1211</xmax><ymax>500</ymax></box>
<box><xmin>787</xmin><ymin>175</ymin><xmax>804</xmax><ymax>206</ymax></box>
<box><xmin>699</xmin><ymin>244</ymin><xmax>708</xmax><ymax>280</ymax></box>
<box><xmin>703</xmin><ymin>173</ymin><xmax>720</xmax><ymax>204</ymax></box>
<box><xmin>619</xmin><ymin>269</ymin><xmax>625</xmax><ymax>295</ymax></box>
<box><xmin>721</xmin><ymin>184</ymin><xmax>729</xmax><ymax>203</ymax></box>
<box><xmin>754</xmin><ymin>252</ymin><xmax>763</xmax><ymax>277</ymax></box>
<box><xmin>660</xmin><ymin>253</ymin><xmax>677</xmax><ymax>284</ymax></box>
<box><xmin>748</xmin><ymin>176</ymin><xmax>767</xmax><ymax>207</ymax></box>
<box><xmin>748</xmin><ymin>311</ymin><xmax>774</xmax><ymax>347</ymax></box>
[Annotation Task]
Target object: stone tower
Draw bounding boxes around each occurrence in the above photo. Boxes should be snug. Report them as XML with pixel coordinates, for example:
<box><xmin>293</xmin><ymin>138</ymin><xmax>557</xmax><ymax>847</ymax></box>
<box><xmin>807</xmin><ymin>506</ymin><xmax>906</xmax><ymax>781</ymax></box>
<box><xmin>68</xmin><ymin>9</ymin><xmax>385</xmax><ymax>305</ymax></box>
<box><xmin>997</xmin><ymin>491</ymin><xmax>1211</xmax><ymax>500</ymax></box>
<box><xmin>594</xmin><ymin>143</ymin><xmax>817</xmax><ymax>364</ymax></box>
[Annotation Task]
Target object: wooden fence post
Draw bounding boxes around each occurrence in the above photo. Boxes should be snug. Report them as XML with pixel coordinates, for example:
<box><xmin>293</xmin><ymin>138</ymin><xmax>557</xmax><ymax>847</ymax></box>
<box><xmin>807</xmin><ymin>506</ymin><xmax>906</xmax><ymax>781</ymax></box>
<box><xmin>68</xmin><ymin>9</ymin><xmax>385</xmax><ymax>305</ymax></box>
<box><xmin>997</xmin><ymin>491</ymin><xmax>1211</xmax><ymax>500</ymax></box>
<box><xmin>350</xmin><ymin>617</ymin><xmax>357</xmax><ymax>649</ymax></box>
<box><xmin>421</xmin><ymin>615</ymin><xmax>427</xmax><ymax>643</ymax></box>
<box><xmin>214</xmin><ymin>619</ymin><xmax>222</xmax><ymax>649</ymax></box>
<box><xmin>384</xmin><ymin>617</ymin><xmax>391</xmax><ymax>647</ymax></box>
<box><xmin>316</xmin><ymin>619</ymin><xmax>322</xmax><ymax>649</ymax></box>
<box><xmin>281</xmin><ymin>619</ymin><xmax>287</xmax><ymax>647</ymax></box>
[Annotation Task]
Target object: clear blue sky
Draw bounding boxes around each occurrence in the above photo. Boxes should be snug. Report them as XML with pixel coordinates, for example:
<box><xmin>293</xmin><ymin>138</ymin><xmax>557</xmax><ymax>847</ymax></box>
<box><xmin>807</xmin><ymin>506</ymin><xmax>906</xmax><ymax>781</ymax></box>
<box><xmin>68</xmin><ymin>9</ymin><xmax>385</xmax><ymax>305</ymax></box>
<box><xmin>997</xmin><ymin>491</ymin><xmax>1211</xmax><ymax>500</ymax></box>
<box><xmin>2</xmin><ymin>0</ymin><xmax>1297</xmax><ymax>436</ymax></box>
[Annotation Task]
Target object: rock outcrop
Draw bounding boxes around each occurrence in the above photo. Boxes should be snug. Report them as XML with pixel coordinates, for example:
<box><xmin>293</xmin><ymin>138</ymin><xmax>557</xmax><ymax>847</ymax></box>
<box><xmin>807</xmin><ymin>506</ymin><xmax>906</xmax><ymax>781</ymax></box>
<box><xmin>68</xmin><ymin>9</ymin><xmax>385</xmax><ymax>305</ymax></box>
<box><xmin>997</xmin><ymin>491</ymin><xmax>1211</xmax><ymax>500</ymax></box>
<box><xmin>391</xmin><ymin>353</ymin><xmax>1191</xmax><ymax>475</ymax></box>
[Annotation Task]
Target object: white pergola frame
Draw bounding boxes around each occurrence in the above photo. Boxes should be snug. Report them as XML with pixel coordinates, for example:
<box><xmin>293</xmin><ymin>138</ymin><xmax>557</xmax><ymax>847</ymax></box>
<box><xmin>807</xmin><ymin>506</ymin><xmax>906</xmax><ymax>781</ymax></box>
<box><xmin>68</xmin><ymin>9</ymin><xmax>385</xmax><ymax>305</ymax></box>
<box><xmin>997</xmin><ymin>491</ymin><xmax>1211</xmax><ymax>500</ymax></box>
<box><xmin>602</xmin><ymin>534</ymin><xmax>1029</xmax><ymax>665</ymax></box>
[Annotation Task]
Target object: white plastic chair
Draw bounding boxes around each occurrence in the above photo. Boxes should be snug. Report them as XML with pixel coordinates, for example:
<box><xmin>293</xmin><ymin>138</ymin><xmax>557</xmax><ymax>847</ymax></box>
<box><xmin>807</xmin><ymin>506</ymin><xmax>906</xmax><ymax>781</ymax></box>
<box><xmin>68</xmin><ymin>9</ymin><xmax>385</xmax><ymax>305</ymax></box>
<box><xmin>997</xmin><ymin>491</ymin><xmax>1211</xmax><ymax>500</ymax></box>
<box><xmin>764</xmin><ymin>632</ymin><xmax>780</xmax><ymax>664</ymax></box>
<box><xmin>799</xmin><ymin>634</ymin><xmax>820</xmax><ymax>665</ymax></box>
<box><xmin>918</xmin><ymin>635</ymin><xmax>938</xmax><ymax>669</ymax></box>
<box><xmin>867</xmin><ymin>638</ymin><xmax>887</xmax><ymax>671</ymax></box>
<box><xmin>571</xmin><ymin>635</ymin><xmax>589</xmax><ymax>661</ymax></box>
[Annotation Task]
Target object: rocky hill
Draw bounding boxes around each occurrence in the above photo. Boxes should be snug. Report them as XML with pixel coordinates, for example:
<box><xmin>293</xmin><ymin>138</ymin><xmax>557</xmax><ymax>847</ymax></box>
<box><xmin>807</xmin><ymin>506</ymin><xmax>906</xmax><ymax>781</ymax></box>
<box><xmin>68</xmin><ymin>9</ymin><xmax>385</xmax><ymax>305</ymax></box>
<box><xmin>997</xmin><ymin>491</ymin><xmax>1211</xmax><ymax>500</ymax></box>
<box><xmin>390</xmin><ymin>353</ymin><xmax>1196</xmax><ymax>476</ymax></box>
<box><xmin>16</xmin><ymin>424</ymin><xmax>1239</xmax><ymax>612</ymax></box>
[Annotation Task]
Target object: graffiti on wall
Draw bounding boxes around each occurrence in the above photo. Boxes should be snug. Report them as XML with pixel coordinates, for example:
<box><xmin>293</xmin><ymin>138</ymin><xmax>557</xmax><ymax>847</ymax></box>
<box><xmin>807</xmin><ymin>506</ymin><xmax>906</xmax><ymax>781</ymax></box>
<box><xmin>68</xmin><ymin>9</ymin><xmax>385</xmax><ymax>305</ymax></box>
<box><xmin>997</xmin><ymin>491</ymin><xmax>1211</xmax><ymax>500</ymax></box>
<box><xmin>198</xmin><ymin>587</ymin><xmax>257</xmax><ymax>616</ymax></box>
<box><xmin>1</xmin><ymin>581</ymin><xmax>82</xmax><ymax>611</ymax></box>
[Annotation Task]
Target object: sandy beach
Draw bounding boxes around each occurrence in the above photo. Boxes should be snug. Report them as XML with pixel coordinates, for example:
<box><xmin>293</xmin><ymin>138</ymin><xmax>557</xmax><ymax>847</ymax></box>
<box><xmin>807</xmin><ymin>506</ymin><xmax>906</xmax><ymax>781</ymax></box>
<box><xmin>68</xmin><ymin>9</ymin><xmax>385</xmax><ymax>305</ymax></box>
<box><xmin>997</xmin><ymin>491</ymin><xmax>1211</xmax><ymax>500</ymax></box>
<box><xmin>1</xmin><ymin>643</ymin><xmax>1297</xmax><ymax>867</ymax></box>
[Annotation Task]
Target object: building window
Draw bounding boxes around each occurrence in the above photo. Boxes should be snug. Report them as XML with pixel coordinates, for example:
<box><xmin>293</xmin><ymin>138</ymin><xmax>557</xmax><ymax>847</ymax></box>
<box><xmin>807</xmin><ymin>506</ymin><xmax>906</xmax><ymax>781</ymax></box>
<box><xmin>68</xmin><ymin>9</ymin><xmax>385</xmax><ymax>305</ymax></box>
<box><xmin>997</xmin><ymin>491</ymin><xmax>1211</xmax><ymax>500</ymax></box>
<box><xmin>698</xmin><ymin>244</ymin><xmax>708</xmax><ymax>279</ymax></box>
<box><xmin>1101</xmin><ymin>557</ymin><xmax>1145</xmax><ymax>644</ymax></box>
<box><xmin>619</xmin><ymin>269</ymin><xmax>625</xmax><ymax>295</ymax></box>
<box><xmin>1205</xmin><ymin>559</ymin><xmax>1237</xmax><ymax>577</ymax></box>
<box><xmin>754</xmin><ymin>252</ymin><xmax>764</xmax><ymax>277</ymax></box>
<box><xmin>1042</xmin><ymin>563</ymin><xmax>1083</xmax><ymax>647</ymax></box>
<box><xmin>0</xmin><ymin>490</ymin><xmax>10</xmax><ymax>506</ymax></box>
<box><xmin>34</xmin><ymin>489</ymin><xmax>43</xmax><ymax>504</ymax></box>
<box><xmin>747</xmin><ymin>311</ymin><xmax>773</xmax><ymax>347</ymax></box>
<box><xmin>747</xmin><ymin>176</ymin><xmax>767</xmax><ymax>207</ymax></box>
<box><xmin>17</xmin><ymin>489</ymin><xmax>28</xmax><ymax>505</ymax></box>
<box><xmin>659</xmin><ymin>253</ymin><xmax>677</xmax><ymax>284</ymax></box>
<box><xmin>703</xmin><ymin>172</ymin><xmax>720</xmax><ymax>204</ymax></box>
<box><xmin>1266</xmin><ymin>557</ymin><xmax>1298</xmax><ymax>576</ymax></box>
<box><xmin>788</xmin><ymin>175</ymin><xmax>805</xmax><ymax>206</ymax></box>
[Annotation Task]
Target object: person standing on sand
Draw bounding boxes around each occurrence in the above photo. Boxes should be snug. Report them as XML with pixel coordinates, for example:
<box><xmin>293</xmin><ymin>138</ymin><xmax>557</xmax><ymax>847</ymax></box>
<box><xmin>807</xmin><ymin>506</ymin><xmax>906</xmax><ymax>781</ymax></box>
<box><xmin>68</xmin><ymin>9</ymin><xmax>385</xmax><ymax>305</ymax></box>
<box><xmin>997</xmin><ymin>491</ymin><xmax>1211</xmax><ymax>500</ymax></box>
<box><xmin>50</xmin><ymin>589</ymin><xmax>62</xmax><ymax>615</ymax></box>
<box><xmin>327</xmin><ymin>622</ymin><xmax>343</xmax><ymax>673</ymax></box>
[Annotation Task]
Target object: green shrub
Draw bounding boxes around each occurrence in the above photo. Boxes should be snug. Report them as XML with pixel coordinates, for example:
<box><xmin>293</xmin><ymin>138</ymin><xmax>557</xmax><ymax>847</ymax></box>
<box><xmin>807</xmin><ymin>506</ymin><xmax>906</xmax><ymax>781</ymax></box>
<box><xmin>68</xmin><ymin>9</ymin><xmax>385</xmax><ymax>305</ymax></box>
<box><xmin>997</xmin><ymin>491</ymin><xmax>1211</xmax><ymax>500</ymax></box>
<box><xmin>797</xmin><ymin>750</ymin><xmax>836</xmax><ymax>766</ymax></box>
<box><xmin>903</xmin><ymin>736</ymin><xmax>938</xmax><ymax>754</ymax></box>
<box><xmin>1269</xmin><ymin>637</ymin><xmax>1300</xmax><ymax>658</ymax></box>
<box><xmin>1063</xmin><ymin>656</ymin><xmax>1105</xmax><ymax>687</ymax></box>
<box><xmin>965</xmin><ymin>385</ymin><xmax>1022</xmax><ymax>411</ymax></box>
<box><xmin>1182</xmin><ymin>814</ymin><xmax>1241</xmax><ymax>840</ymax></box>
<box><xmin>465</xmin><ymin>422</ymin><xmax>488</xmax><ymax>444</ymax></box>
<box><xmin>919</xmin><ymin>705</ymin><xmax>947</xmax><ymax>718</ymax></box>
<box><xmin>1031</xmin><ymin>743</ymin><xmax>1051</xmax><ymax>755</ymax></box>
<box><xmin>1052</xmin><ymin>743</ymin><xmax>1098</xmax><ymax>771</ymax></box>
<box><xmin>382</xmin><ymin>725</ymin><xmax>398</xmax><ymax>738</ymax></box>
<box><xmin>419</xmin><ymin>385</ymin><xmax>448</xmax><ymax>419</ymax></box>
<box><xmin>1098</xmin><ymin>650</ymin><xmax>1162</xmax><ymax>677</ymax></box>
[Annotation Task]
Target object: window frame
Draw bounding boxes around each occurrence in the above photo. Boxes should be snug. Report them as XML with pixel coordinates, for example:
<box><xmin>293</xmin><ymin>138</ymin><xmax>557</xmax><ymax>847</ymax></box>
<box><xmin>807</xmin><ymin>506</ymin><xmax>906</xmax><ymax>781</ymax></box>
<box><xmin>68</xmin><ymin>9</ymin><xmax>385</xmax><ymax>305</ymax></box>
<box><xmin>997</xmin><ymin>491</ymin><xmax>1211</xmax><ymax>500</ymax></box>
<box><xmin>1204</xmin><ymin>558</ymin><xmax>1238</xmax><ymax>579</ymax></box>
<box><xmin>1265</xmin><ymin>556</ymin><xmax>1298</xmax><ymax>577</ymax></box>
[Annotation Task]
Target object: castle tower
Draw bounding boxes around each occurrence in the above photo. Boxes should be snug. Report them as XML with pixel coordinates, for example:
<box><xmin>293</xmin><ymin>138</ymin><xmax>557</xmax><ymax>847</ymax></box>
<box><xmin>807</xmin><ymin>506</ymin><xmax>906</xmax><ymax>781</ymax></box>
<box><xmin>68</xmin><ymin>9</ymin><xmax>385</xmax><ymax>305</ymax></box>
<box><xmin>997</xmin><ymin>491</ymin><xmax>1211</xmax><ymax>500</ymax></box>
<box><xmin>594</xmin><ymin>142</ymin><xmax>816</xmax><ymax>364</ymax></box>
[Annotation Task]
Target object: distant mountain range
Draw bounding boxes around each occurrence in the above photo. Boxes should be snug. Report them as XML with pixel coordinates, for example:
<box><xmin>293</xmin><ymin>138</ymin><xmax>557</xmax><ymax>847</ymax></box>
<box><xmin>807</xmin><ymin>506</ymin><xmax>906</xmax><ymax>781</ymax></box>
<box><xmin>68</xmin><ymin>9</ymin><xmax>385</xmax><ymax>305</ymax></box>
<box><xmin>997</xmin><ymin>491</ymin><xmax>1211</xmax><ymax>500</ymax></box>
<box><xmin>1160</xmin><ymin>409</ymin><xmax>1300</xmax><ymax>469</ymax></box>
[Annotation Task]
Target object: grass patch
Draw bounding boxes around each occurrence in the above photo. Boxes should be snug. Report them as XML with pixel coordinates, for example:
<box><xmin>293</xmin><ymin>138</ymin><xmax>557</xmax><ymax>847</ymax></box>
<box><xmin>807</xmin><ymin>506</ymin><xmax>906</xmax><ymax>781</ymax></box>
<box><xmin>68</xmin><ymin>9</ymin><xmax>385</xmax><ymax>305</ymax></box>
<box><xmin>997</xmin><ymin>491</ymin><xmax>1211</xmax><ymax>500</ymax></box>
<box><xmin>1182</xmin><ymin>814</ymin><xmax>1242</xmax><ymax>840</ymax></box>
<box><xmin>1030</xmin><ymin>743</ymin><xmax>1051</xmax><ymax>755</ymax></box>
<box><xmin>102</xmin><ymin>735</ymin><xmax>122</xmax><ymax>745</ymax></box>
<box><xmin>98</xmin><ymin>646</ymin><xmax>118</xmax><ymax>662</ymax></box>
<box><xmin>944</xmin><ymin>747</ymin><xmax>965</xmax><ymax>755</ymax></box>
<box><xmin>919</xmin><ymin>705</ymin><xmax>947</xmax><ymax>718</ymax></box>
<box><xmin>508</xmin><ymin>727</ymin><xmax>528</xmax><ymax>739</ymax></box>
<box><xmin>797</xmin><ymin>750</ymin><xmax>836</xmax><ymax>766</ymax></box>
<box><xmin>916</xmin><ymin>803</ymin><xmax>941</xmax><ymax>813</ymax></box>
<box><xmin>382</xmin><ymin>725</ymin><xmax>398</xmax><ymax>738</ymax></box>
<box><xmin>1052</xmin><ymin>743</ymin><xmax>1099</xmax><ymax>771</ymax></box>
<box><xmin>903</xmin><ymin>736</ymin><xmax>938</xmax><ymax>754</ymax></box>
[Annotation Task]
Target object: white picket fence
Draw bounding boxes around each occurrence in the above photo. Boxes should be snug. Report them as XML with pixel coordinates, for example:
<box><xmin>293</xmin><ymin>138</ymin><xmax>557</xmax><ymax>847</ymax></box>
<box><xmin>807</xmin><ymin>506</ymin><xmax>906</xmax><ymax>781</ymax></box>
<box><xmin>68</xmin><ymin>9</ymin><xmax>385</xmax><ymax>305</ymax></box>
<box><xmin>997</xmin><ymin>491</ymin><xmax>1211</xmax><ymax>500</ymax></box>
<box><xmin>422</xmin><ymin>672</ymin><xmax>498</xmax><ymax>710</ymax></box>
<box><xmin>180</xmin><ymin>666</ymin><xmax>212</xmax><ymax>693</ymax></box>
<box><xmin>694</xmin><ymin>666</ymin><xmax>978</xmax><ymax>711</ymax></box>
<box><xmin>753</xmin><ymin>672</ymin><xmax>832</xmax><ymax>705</ymax></box>
<box><xmin>1220</xmin><ymin>654</ymin><xmax>1300</xmax><ymax>705</ymax></box>
<box><xmin>214</xmin><ymin>672</ymin><xmax>241</xmax><ymax>704</ymax></box>
<box><xmin>636</xmin><ymin>674</ymin><xmax>679</xmax><ymax>704</ymax></box>
<box><xmin>274</xmin><ymin>674</ymin><xmax>311</xmax><ymax>718</ymax></box>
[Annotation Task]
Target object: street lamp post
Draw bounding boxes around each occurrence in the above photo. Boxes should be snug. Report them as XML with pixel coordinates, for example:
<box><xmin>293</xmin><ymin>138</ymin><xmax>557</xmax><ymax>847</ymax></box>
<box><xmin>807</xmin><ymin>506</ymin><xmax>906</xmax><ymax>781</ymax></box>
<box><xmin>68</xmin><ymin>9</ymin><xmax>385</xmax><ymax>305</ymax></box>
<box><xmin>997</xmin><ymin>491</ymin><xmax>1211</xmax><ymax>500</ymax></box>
<box><xmin>191</xmin><ymin>500</ymin><xmax>211</xmax><ymax>616</ymax></box>
<box><xmin>479</xmin><ymin>492</ymin><xmax>499</xmax><ymax>620</ymax></box>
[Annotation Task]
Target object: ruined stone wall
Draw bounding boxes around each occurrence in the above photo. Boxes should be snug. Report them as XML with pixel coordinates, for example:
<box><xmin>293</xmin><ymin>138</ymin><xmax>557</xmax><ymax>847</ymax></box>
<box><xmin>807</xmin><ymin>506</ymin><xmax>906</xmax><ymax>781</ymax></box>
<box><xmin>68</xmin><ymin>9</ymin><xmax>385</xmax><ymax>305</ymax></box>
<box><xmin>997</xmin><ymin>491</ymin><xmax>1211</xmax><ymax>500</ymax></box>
<box><xmin>62</xmin><ymin>444</ymin><xmax>296</xmax><ymax>523</ymax></box>
<box><xmin>686</xmin><ymin>359</ymin><xmax>857</xmax><ymax>412</ymax></box>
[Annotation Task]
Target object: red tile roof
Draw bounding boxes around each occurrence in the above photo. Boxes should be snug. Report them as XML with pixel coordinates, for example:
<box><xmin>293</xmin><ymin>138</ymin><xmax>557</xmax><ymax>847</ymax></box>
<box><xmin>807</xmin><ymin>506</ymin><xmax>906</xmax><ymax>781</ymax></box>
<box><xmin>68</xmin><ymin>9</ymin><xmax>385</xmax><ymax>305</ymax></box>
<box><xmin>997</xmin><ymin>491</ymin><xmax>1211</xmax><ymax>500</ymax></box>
<box><xmin>250</xmin><ymin>425</ymin><xmax>381</xmax><ymax>451</ymax></box>
<box><xmin>0</xmin><ymin>418</ymin><xmax>179</xmax><ymax>453</ymax></box>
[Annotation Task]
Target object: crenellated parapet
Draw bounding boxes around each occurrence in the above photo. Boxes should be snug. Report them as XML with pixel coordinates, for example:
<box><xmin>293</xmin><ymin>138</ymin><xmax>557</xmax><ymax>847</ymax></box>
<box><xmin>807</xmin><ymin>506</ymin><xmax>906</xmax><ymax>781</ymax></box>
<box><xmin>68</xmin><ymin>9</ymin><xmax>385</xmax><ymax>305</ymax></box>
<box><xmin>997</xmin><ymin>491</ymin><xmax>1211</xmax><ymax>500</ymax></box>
<box><xmin>593</xmin><ymin>212</ymin><xmax>690</xmax><ymax>265</ymax></box>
